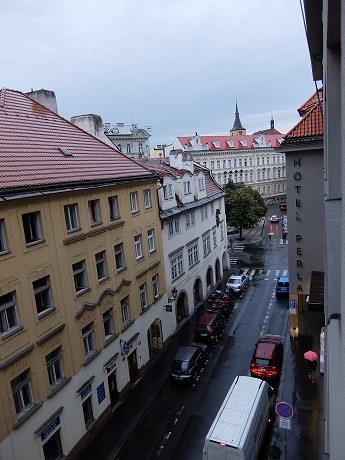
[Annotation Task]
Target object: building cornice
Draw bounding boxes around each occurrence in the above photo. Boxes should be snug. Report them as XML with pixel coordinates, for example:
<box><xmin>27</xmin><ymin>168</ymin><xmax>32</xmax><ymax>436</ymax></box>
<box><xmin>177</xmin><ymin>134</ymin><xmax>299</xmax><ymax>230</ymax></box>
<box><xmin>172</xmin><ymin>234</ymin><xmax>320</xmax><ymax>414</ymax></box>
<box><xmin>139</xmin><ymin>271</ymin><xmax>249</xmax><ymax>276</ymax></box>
<box><xmin>160</xmin><ymin>192</ymin><xmax>225</xmax><ymax>220</ymax></box>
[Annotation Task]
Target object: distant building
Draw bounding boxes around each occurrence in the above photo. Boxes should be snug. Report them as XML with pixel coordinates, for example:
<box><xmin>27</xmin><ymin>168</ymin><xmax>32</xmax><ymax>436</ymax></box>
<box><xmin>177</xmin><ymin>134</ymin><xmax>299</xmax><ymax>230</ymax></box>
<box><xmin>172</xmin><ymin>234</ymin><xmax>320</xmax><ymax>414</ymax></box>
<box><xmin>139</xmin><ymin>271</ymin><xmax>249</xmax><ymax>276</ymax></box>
<box><xmin>104</xmin><ymin>122</ymin><xmax>151</xmax><ymax>158</ymax></box>
<box><xmin>174</xmin><ymin>104</ymin><xmax>286</xmax><ymax>201</ymax></box>
<box><xmin>135</xmin><ymin>152</ymin><xmax>228</xmax><ymax>323</ymax></box>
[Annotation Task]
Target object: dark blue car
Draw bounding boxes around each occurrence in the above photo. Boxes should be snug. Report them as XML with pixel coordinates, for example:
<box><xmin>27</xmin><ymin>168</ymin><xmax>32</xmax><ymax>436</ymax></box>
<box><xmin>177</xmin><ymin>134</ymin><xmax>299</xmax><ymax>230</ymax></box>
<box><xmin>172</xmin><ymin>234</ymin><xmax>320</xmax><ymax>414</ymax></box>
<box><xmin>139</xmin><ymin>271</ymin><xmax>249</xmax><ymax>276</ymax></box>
<box><xmin>275</xmin><ymin>276</ymin><xmax>289</xmax><ymax>297</ymax></box>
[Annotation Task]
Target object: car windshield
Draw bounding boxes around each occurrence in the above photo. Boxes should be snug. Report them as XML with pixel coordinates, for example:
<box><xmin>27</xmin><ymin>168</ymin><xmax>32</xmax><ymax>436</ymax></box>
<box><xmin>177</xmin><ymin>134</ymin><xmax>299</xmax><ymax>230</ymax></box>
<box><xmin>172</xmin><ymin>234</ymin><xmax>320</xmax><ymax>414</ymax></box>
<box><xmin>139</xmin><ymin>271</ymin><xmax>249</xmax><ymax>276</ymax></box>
<box><xmin>172</xmin><ymin>360</ymin><xmax>189</xmax><ymax>372</ymax></box>
<box><xmin>229</xmin><ymin>279</ymin><xmax>240</xmax><ymax>284</ymax></box>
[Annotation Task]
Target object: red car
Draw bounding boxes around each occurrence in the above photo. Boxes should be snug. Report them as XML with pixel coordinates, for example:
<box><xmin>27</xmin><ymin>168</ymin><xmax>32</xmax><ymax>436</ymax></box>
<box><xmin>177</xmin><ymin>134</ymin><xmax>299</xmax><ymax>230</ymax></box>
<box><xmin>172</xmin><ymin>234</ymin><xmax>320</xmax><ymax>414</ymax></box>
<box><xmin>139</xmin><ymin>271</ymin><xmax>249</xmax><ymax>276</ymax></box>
<box><xmin>195</xmin><ymin>313</ymin><xmax>225</xmax><ymax>345</ymax></box>
<box><xmin>250</xmin><ymin>335</ymin><xmax>283</xmax><ymax>382</ymax></box>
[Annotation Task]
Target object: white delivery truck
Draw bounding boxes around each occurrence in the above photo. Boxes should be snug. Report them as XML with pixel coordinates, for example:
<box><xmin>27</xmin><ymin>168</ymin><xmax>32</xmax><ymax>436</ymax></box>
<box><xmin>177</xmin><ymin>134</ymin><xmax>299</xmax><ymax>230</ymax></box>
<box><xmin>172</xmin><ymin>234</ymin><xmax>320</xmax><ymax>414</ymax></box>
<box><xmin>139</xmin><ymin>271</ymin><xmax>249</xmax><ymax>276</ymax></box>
<box><xmin>203</xmin><ymin>375</ymin><xmax>273</xmax><ymax>460</ymax></box>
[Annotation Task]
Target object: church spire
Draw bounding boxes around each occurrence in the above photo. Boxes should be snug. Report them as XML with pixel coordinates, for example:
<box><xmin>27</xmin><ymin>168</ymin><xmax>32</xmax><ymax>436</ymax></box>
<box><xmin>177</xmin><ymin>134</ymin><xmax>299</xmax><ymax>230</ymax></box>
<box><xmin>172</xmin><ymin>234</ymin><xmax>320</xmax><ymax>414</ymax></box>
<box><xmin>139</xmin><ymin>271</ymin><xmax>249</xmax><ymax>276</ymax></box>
<box><xmin>230</xmin><ymin>100</ymin><xmax>246</xmax><ymax>135</ymax></box>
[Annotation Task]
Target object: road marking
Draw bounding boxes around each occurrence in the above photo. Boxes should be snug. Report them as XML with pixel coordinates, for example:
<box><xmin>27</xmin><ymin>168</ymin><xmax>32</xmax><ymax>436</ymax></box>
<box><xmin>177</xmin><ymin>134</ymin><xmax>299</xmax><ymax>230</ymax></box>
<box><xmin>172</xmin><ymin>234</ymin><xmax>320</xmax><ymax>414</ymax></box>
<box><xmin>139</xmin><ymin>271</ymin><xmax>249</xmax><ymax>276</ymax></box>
<box><xmin>173</xmin><ymin>418</ymin><xmax>179</xmax><ymax>426</ymax></box>
<box><xmin>164</xmin><ymin>432</ymin><xmax>172</xmax><ymax>440</ymax></box>
<box><xmin>177</xmin><ymin>405</ymin><xmax>184</xmax><ymax>416</ymax></box>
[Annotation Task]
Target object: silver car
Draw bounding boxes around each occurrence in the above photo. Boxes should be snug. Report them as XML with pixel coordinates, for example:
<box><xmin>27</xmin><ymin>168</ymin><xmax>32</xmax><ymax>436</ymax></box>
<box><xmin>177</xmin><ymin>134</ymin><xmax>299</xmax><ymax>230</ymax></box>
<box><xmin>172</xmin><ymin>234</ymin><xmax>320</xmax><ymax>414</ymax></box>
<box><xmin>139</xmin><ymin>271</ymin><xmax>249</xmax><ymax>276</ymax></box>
<box><xmin>226</xmin><ymin>274</ymin><xmax>249</xmax><ymax>293</ymax></box>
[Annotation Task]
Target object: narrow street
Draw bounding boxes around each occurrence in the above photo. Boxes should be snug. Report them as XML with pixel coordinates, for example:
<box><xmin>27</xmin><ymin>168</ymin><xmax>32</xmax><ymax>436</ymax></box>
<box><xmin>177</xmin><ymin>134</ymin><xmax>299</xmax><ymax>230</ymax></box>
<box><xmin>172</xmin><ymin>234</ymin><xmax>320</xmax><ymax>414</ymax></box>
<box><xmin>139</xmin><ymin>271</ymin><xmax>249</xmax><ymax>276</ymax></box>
<box><xmin>113</xmin><ymin>205</ymin><xmax>290</xmax><ymax>460</ymax></box>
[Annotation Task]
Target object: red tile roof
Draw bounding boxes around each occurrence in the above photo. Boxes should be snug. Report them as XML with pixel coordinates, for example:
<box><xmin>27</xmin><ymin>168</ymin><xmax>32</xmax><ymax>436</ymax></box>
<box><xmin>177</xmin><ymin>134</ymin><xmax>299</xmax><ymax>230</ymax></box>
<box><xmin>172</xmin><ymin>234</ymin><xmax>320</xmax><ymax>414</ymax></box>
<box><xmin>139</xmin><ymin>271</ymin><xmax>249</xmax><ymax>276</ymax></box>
<box><xmin>135</xmin><ymin>158</ymin><xmax>223</xmax><ymax>198</ymax></box>
<box><xmin>284</xmin><ymin>94</ymin><xmax>323</xmax><ymax>141</ymax></box>
<box><xmin>252</xmin><ymin>128</ymin><xmax>282</xmax><ymax>135</ymax></box>
<box><xmin>297</xmin><ymin>88</ymin><xmax>323</xmax><ymax>116</ymax></box>
<box><xmin>0</xmin><ymin>89</ymin><xmax>154</xmax><ymax>193</ymax></box>
<box><xmin>177</xmin><ymin>133</ymin><xmax>283</xmax><ymax>151</ymax></box>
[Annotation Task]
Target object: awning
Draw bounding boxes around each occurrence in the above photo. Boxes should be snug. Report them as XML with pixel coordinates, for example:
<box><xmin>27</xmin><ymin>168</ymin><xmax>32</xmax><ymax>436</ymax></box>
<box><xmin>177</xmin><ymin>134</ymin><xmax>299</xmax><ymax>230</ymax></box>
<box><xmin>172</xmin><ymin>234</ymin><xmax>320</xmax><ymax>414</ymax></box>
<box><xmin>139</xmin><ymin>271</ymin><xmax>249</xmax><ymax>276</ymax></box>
<box><xmin>308</xmin><ymin>271</ymin><xmax>324</xmax><ymax>312</ymax></box>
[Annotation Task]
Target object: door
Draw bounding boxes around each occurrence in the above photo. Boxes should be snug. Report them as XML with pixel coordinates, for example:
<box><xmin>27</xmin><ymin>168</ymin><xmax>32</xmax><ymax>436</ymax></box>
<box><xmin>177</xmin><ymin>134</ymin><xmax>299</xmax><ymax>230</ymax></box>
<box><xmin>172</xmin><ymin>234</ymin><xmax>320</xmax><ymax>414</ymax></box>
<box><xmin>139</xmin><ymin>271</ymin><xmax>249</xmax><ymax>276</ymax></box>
<box><xmin>107</xmin><ymin>371</ymin><xmax>119</xmax><ymax>407</ymax></box>
<box><xmin>128</xmin><ymin>350</ymin><xmax>139</xmax><ymax>383</ymax></box>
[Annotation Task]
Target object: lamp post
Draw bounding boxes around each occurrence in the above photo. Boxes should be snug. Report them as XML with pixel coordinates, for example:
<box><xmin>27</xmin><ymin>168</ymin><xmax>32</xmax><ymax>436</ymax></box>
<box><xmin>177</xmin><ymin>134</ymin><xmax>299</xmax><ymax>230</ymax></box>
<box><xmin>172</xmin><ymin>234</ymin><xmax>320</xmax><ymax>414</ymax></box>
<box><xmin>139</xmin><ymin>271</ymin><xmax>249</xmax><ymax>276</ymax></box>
<box><xmin>168</xmin><ymin>286</ymin><xmax>178</xmax><ymax>303</ymax></box>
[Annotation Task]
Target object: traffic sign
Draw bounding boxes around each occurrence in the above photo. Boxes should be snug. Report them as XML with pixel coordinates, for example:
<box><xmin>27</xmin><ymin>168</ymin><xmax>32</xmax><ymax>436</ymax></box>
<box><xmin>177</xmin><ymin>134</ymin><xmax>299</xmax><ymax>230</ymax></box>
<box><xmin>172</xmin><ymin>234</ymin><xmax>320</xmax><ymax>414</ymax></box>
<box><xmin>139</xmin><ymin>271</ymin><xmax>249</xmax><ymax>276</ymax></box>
<box><xmin>275</xmin><ymin>401</ymin><xmax>294</xmax><ymax>419</ymax></box>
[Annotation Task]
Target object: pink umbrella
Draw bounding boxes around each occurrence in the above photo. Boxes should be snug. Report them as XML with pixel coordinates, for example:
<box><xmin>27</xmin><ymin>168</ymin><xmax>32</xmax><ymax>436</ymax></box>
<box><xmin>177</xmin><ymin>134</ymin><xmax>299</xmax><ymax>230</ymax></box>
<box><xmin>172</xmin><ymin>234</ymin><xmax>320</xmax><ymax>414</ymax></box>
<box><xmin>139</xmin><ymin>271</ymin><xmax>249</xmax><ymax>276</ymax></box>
<box><xmin>304</xmin><ymin>350</ymin><xmax>318</xmax><ymax>362</ymax></box>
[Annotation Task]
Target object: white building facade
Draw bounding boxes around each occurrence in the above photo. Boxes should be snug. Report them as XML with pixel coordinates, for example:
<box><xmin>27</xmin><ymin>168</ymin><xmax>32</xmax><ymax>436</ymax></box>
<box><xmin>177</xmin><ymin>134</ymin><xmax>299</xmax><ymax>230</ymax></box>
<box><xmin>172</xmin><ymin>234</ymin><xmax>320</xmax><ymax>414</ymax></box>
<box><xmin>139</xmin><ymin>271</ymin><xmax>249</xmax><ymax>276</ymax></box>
<box><xmin>104</xmin><ymin>123</ymin><xmax>151</xmax><ymax>158</ymax></box>
<box><xmin>136</xmin><ymin>152</ymin><xmax>229</xmax><ymax>327</ymax></box>
<box><xmin>174</xmin><ymin>108</ymin><xmax>286</xmax><ymax>201</ymax></box>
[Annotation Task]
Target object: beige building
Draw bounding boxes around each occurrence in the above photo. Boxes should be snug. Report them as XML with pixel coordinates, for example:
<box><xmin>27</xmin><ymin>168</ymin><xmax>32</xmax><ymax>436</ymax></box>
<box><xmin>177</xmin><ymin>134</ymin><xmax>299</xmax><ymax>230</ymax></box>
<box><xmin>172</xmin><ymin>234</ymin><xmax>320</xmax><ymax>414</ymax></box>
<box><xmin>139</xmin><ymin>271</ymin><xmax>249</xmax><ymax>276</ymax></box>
<box><xmin>0</xmin><ymin>89</ymin><xmax>171</xmax><ymax>459</ymax></box>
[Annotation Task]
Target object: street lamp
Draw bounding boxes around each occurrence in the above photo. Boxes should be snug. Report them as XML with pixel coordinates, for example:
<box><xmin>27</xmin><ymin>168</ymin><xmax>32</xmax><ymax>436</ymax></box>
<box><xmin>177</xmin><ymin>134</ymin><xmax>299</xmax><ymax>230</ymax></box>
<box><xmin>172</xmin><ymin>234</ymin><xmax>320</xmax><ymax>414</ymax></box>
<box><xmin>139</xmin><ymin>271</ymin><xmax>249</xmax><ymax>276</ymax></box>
<box><xmin>168</xmin><ymin>286</ymin><xmax>178</xmax><ymax>302</ymax></box>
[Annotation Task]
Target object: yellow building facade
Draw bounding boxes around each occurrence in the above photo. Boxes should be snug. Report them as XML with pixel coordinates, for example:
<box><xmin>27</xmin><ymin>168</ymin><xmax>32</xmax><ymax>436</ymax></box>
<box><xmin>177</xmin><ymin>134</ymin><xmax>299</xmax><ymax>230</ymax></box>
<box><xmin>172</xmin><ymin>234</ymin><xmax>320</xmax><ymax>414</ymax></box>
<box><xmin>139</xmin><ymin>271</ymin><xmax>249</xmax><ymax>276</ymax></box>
<box><xmin>0</xmin><ymin>89</ymin><xmax>171</xmax><ymax>460</ymax></box>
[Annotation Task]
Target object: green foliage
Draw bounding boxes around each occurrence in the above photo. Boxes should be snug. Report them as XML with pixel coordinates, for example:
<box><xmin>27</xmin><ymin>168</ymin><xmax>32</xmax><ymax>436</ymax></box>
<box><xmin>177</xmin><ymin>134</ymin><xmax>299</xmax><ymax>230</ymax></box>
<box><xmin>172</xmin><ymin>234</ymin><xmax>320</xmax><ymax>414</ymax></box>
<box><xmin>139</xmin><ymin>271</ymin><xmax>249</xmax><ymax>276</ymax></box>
<box><xmin>224</xmin><ymin>181</ymin><xmax>266</xmax><ymax>239</ymax></box>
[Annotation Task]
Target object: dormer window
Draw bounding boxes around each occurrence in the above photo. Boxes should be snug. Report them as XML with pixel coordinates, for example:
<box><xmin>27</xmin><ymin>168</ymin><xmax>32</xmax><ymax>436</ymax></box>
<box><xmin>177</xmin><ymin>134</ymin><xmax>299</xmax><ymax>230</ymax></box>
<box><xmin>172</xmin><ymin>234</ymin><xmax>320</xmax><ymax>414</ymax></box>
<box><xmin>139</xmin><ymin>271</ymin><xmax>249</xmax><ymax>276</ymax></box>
<box><xmin>212</xmin><ymin>141</ymin><xmax>221</xmax><ymax>149</ymax></box>
<box><xmin>198</xmin><ymin>176</ymin><xmax>205</xmax><ymax>191</ymax></box>
<box><xmin>183</xmin><ymin>181</ymin><xmax>192</xmax><ymax>195</ymax></box>
<box><xmin>240</xmin><ymin>140</ymin><xmax>247</xmax><ymax>147</ymax></box>
<box><xmin>163</xmin><ymin>184</ymin><xmax>174</xmax><ymax>200</ymax></box>
<box><xmin>227</xmin><ymin>140</ymin><xmax>234</xmax><ymax>148</ymax></box>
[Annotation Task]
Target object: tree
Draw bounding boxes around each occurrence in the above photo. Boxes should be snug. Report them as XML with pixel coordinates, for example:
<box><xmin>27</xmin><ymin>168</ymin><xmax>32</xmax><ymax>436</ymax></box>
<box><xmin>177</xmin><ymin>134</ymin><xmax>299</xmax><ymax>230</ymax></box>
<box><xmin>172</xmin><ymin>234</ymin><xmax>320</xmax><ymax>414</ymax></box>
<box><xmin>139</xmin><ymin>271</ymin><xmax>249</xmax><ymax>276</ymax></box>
<box><xmin>224</xmin><ymin>181</ymin><xmax>266</xmax><ymax>240</ymax></box>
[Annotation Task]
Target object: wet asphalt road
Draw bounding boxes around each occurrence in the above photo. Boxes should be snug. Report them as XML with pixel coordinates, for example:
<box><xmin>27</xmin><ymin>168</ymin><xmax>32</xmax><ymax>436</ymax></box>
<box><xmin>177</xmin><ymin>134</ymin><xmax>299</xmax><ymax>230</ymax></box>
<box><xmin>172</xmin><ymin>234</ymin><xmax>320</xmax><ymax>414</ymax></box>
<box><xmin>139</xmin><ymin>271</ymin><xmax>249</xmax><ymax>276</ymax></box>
<box><xmin>117</xmin><ymin>206</ymin><xmax>289</xmax><ymax>460</ymax></box>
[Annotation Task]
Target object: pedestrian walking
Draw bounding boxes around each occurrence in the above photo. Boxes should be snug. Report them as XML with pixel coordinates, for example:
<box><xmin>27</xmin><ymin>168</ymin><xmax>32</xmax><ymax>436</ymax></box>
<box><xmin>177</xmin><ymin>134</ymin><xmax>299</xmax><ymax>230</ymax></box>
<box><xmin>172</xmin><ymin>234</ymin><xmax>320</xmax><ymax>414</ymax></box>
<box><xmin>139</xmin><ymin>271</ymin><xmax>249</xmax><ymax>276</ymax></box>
<box><xmin>304</xmin><ymin>350</ymin><xmax>319</xmax><ymax>383</ymax></box>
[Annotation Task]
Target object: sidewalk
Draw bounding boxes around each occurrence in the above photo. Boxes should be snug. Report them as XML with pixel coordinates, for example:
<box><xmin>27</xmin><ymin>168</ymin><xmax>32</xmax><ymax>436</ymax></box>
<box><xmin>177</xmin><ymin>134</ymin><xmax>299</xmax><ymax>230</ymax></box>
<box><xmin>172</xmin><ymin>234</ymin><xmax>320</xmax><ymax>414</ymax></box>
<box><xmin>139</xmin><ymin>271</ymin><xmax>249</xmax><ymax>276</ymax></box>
<box><xmin>268</xmin><ymin>321</ymin><xmax>325</xmax><ymax>459</ymax></box>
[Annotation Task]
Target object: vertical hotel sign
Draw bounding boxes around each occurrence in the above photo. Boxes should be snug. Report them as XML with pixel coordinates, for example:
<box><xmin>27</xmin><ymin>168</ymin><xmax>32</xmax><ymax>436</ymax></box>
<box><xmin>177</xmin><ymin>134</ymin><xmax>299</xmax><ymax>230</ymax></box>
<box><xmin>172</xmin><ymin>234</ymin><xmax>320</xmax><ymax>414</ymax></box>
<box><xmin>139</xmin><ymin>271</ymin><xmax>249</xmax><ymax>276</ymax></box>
<box><xmin>293</xmin><ymin>158</ymin><xmax>304</xmax><ymax>293</ymax></box>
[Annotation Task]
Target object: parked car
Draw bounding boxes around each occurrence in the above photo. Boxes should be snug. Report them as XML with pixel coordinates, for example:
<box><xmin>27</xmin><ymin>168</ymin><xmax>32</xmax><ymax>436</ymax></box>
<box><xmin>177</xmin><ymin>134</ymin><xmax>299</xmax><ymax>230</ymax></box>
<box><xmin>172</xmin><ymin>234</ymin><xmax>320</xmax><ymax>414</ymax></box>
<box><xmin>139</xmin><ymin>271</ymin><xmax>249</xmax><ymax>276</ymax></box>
<box><xmin>250</xmin><ymin>335</ymin><xmax>284</xmax><ymax>383</ymax></box>
<box><xmin>226</xmin><ymin>274</ymin><xmax>249</xmax><ymax>294</ymax></box>
<box><xmin>270</xmin><ymin>215</ymin><xmax>279</xmax><ymax>223</ymax></box>
<box><xmin>195</xmin><ymin>312</ymin><xmax>225</xmax><ymax>344</ymax></box>
<box><xmin>170</xmin><ymin>343</ymin><xmax>209</xmax><ymax>382</ymax></box>
<box><xmin>276</xmin><ymin>275</ymin><xmax>289</xmax><ymax>297</ymax></box>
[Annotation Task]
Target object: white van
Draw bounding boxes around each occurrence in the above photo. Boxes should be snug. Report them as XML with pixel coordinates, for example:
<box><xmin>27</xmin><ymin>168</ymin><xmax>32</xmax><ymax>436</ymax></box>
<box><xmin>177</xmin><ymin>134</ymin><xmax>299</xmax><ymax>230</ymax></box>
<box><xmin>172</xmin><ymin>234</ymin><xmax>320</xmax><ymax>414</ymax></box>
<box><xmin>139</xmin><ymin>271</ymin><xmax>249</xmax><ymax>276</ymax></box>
<box><xmin>203</xmin><ymin>376</ymin><xmax>273</xmax><ymax>460</ymax></box>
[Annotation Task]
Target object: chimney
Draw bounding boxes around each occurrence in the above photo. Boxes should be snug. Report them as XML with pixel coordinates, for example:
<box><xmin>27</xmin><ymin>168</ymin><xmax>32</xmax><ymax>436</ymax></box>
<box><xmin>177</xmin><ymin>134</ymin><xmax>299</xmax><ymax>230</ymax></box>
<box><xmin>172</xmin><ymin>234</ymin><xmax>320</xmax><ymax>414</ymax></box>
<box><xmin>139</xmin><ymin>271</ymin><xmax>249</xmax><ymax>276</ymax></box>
<box><xmin>26</xmin><ymin>89</ymin><xmax>58</xmax><ymax>113</ymax></box>
<box><xmin>271</xmin><ymin>116</ymin><xmax>274</xmax><ymax>130</ymax></box>
<box><xmin>70</xmin><ymin>114</ymin><xmax>113</xmax><ymax>146</ymax></box>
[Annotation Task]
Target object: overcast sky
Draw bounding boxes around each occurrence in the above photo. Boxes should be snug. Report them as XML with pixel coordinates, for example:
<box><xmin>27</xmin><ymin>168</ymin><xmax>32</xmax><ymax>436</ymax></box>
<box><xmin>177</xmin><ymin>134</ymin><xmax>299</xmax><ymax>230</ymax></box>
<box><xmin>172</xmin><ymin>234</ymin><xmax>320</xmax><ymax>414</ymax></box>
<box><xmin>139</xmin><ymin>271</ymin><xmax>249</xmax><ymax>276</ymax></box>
<box><xmin>1</xmin><ymin>0</ymin><xmax>314</xmax><ymax>145</ymax></box>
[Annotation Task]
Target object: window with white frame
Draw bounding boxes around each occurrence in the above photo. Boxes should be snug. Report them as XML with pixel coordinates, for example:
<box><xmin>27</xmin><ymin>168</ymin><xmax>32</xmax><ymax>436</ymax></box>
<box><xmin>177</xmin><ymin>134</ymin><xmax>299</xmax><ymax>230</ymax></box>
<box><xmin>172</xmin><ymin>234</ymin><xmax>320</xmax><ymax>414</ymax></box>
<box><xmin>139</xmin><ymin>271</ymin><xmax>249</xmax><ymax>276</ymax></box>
<box><xmin>22</xmin><ymin>211</ymin><xmax>43</xmax><ymax>245</ymax></box>
<box><xmin>170</xmin><ymin>253</ymin><xmax>184</xmax><ymax>281</ymax></box>
<box><xmin>72</xmin><ymin>260</ymin><xmax>88</xmax><ymax>294</ymax></box>
<box><xmin>256</xmin><ymin>157</ymin><xmax>260</xmax><ymax>166</ymax></box>
<box><xmin>134</xmin><ymin>234</ymin><xmax>143</xmax><ymax>259</ymax></box>
<box><xmin>187</xmin><ymin>242</ymin><xmax>199</xmax><ymax>268</ymax></box>
<box><xmin>139</xmin><ymin>142</ymin><xmax>143</xmax><ymax>154</ymax></box>
<box><xmin>244</xmin><ymin>158</ymin><xmax>247</xmax><ymax>167</ymax></box>
<box><xmin>216</xmin><ymin>160</ymin><xmax>220</xmax><ymax>169</ymax></box>
<box><xmin>228</xmin><ymin>159</ymin><xmax>231</xmax><ymax>168</ymax></box>
<box><xmin>198</xmin><ymin>177</ymin><xmax>205</xmax><ymax>191</ymax></box>
<box><xmin>0</xmin><ymin>219</ymin><xmax>8</xmax><ymax>253</ymax></box>
<box><xmin>33</xmin><ymin>276</ymin><xmax>53</xmax><ymax>316</ymax></box>
<box><xmin>129</xmin><ymin>192</ymin><xmax>139</xmax><ymax>213</ymax></box>
<box><xmin>249</xmin><ymin>158</ymin><xmax>253</xmax><ymax>166</ymax></box>
<box><xmin>267</xmin><ymin>156</ymin><xmax>270</xmax><ymax>165</ymax></box>
<box><xmin>210</xmin><ymin>161</ymin><xmax>214</xmax><ymax>169</ymax></box>
<box><xmin>114</xmin><ymin>243</ymin><xmax>125</xmax><ymax>270</ymax></box>
<box><xmin>239</xmin><ymin>159</ymin><xmax>242</xmax><ymax>167</ymax></box>
<box><xmin>108</xmin><ymin>196</ymin><xmax>120</xmax><ymax>220</ymax></box>
<box><xmin>183</xmin><ymin>181</ymin><xmax>192</xmax><ymax>195</ymax></box>
<box><xmin>220</xmin><ymin>221</ymin><xmax>225</xmax><ymax>241</ymax></box>
<box><xmin>88</xmin><ymin>199</ymin><xmax>102</xmax><ymax>225</ymax></box>
<box><xmin>185</xmin><ymin>211</ymin><xmax>195</xmax><ymax>229</ymax></box>
<box><xmin>121</xmin><ymin>297</ymin><xmax>130</xmax><ymax>325</ymax></box>
<box><xmin>152</xmin><ymin>274</ymin><xmax>159</xmax><ymax>299</ymax></box>
<box><xmin>143</xmin><ymin>189</ymin><xmax>152</xmax><ymax>209</ymax></box>
<box><xmin>46</xmin><ymin>348</ymin><xmax>64</xmax><ymax>387</ymax></box>
<box><xmin>163</xmin><ymin>183</ymin><xmax>173</xmax><ymax>200</ymax></box>
<box><xmin>223</xmin><ymin>160</ymin><xmax>226</xmax><ymax>168</ymax></box>
<box><xmin>82</xmin><ymin>323</ymin><xmax>95</xmax><ymax>357</ymax></box>
<box><xmin>64</xmin><ymin>203</ymin><xmax>79</xmax><ymax>231</ymax></box>
<box><xmin>103</xmin><ymin>309</ymin><xmax>114</xmax><ymax>340</ymax></box>
<box><xmin>233</xmin><ymin>159</ymin><xmax>237</xmax><ymax>167</ymax></box>
<box><xmin>201</xmin><ymin>206</ymin><xmax>208</xmax><ymax>221</ymax></box>
<box><xmin>212</xmin><ymin>226</ymin><xmax>217</xmax><ymax>248</ymax></box>
<box><xmin>139</xmin><ymin>283</ymin><xmax>148</xmax><ymax>310</ymax></box>
<box><xmin>202</xmin><ymin>232</ymin><xmax>211</xmax><ymax>257</ymax></box>
<box><xmin>147</xmin><ymin>229</ymin><xmax>156</xmax><ymax>252</ymax></box>
<box><xmin>168</xmin><ymin>218</ymin><xmax>180</xmax><ymax>238</ymax></box>
<box><xmin>126</xmin><ymin>144</ymin><xmax>131</xmax><ymax>154</ymax></box>
<box><xmin>0</xmin><ymin>292</ymin><xmax>20</xmax><ymax>335</ymax></box>
<box><xmin>42</xmin><ymin>427</ymin><xmax>64</xmax><ymax>459</ymax></box>
<box><xmin>82</xmin><ymin>395</ymin><xmax>94</xmax><ymax>429</ymax></box>
<box><xmin>95</xmin><ymin>251</ymin><xmax>108</xmax><ymax>281</ymax></box>
<box><xmin>11</xmin><ymin>370</ymin><xmax>33</xmax><ymax>416</ymax></box>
